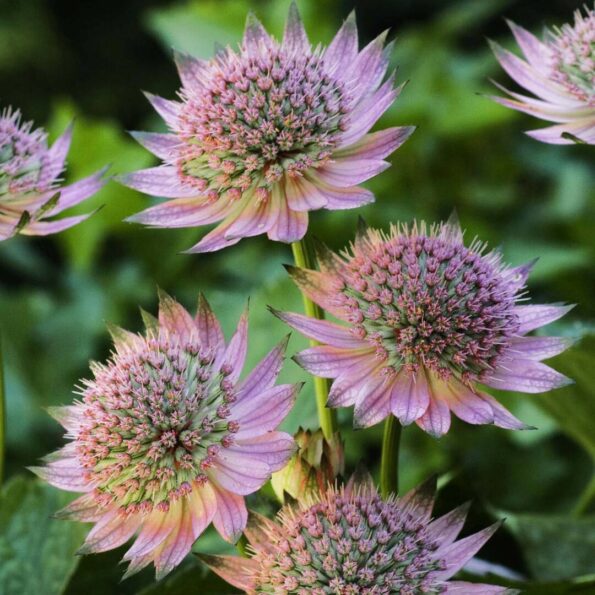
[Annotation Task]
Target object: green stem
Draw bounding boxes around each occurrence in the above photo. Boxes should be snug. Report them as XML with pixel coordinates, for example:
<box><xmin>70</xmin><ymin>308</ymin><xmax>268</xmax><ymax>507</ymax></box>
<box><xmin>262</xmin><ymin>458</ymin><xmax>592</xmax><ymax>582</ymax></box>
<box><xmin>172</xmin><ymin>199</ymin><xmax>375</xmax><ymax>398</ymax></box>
<box><xmin>380</xmin><ymin>416</ymin><xmax>402</xmax><ymax>498</ymax></box>
<box><xmin>291</xmin><ymin>237</ymin><xmax>337</xmax><ymax>441</ymax></box>
<box><xmin>572</xmin><ymin>472</ymin><xmax>595</xmax><ymax>517</ymax></box>
<box><xmin>0</xmin><ymin>335</ymin><xmax>4</xmax><ymax>486</ymax></box>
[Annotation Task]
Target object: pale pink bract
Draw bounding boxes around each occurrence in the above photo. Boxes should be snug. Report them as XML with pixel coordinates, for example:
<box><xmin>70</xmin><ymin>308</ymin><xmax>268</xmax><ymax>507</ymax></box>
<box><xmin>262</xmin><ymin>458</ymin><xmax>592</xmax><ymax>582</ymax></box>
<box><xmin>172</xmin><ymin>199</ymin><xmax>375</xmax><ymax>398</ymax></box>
<box><xmin>32</xmin><ymin>291</ymin><xmax>299</xmax><ymax>579</ymax></box>
<box><xmin>120</xmin><ymin>2</ymin><xmax>414</xmax><ymax>252</ymax></box>
<box><xmin>0</xmin><ymin>106</ymin><xmax>106</xmax><ymax>239</ymax></box>
<box><xmin>273</xmin><ymin>218</ymin><xmax>573</xmax><ymax>436</ymax></box>
<box><xmin>202</xmin><ymin>475</ymin><xmax>513</xmax><ymax>593</ymax></box>
<box><xmin>490</xmin><ymin>7</ymin><xmax>595</xmax><ymax>144</ymax></box>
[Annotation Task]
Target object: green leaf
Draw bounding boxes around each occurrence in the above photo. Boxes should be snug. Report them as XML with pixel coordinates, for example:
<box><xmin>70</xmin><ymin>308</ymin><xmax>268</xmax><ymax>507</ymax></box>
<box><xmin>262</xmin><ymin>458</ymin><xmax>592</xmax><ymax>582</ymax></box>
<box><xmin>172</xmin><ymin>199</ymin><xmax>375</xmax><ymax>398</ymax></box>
<box><xmin>0</xmin><ymin>476</ymin><xmax>87</xmax><ymax>595</ymax></box>
<box><xmin>503</xmin><ymin>512</ymin><xmax>595</xmax><ymax>581</ymax></box>
<box><xmin>536</xmin><ymin>335</ymin><xmax>595</xmax><ymax>461</ymax></box>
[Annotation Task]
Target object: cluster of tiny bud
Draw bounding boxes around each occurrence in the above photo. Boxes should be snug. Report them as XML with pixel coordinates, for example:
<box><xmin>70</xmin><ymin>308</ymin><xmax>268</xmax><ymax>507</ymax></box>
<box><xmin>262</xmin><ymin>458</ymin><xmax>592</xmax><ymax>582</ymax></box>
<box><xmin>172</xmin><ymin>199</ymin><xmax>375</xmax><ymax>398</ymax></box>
<box><xmin>250</xmin><ymin>486</ymin><xmax>446</xmax><ymax>594</ymax></box>
<box><xmin>548</xmin><ymin>7</ymin><xmax>595</xmax><ymax>104</ymax></box>
<box><xmin>173</xmin><ymin>47</ymin><xmax>349</xmax><ymax>202</ymax></box>
<box><xmin>333</xmin><ymin>223</ymin><xmax>520</xmax><ymax>383</ymax></box>
<box><xmin>0</xmin><ymin>107</ymin><xmax>55</xmax><ymax>198</ymax></box>
<box><xmin>77</xmin><ymin>333</ymin><xmax>238</xmax><ymax>514</ymax></box>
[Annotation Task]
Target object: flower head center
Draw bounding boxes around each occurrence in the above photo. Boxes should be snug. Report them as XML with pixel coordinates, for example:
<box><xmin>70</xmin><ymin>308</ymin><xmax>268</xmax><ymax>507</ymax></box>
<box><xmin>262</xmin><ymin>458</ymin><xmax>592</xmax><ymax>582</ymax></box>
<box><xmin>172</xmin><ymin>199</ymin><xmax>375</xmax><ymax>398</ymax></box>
<box><xmin>78</xmin><ymin>334</ymin><xmax>237</xmax><ymax>513</ymax></box>
<box><xmin>174</xmin><ymin>47</ymin><xmax>348</xmax><ymax>202</ymax></box>
<box><xmin>337</xmin><ymin>226</ymin><xmax>520</xmax><ymax>382</ymax></box>
<box><xmin>0</xmin><ymin>108</ymin><xmax>52</xmax><ymax>199</ymax></box>
<box><xmin>252</xmin><ymin>488</ymin><xmax>445</xmax><ymax>593</ymax></box>
<box><xmin>548</xmin><ymin>8</ymin><xmax>595</xmax><ymax>104</ymax></box>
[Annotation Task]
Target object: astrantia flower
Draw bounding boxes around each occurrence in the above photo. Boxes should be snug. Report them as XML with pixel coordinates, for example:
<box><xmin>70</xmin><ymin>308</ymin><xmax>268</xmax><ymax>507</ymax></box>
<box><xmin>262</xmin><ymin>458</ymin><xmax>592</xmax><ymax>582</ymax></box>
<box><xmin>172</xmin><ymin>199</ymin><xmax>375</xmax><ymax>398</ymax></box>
<box><xmin>273</xmin><ymin>218</ymin><xmax>573</xmax><ymax>436</ymax></box>
<box><xmin>121</xmin><ymin>2</ymin><xmax>414</xmax><ymax>252</ymax></box>
<box><xmin>490</xmin><ymin>8</ymin><xmax>595</xmax><ymax>144</ymax></box>
<box><xmin>0</xmin><ymin>106</ymin><xmax>105</xmax><ymax>239</ymax></box>
<box><xmin>32</xmin><ymin>291</ymin><xmax>299</xmax><ymax>579</ymax></box>
<box><xmin>202</xmin><ymin>475</ymin><xmax>512</xmax><ymax>594</ymax></box>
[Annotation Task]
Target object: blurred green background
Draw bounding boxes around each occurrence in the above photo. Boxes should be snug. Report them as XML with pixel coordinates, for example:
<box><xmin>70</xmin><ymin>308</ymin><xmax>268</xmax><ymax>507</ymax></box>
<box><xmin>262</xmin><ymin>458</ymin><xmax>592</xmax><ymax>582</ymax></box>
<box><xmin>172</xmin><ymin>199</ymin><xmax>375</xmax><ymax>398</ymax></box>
<box><xmin>1</xmin><ymin>0</ymin><xmax>594</xmax><ymax>593</ymax></box>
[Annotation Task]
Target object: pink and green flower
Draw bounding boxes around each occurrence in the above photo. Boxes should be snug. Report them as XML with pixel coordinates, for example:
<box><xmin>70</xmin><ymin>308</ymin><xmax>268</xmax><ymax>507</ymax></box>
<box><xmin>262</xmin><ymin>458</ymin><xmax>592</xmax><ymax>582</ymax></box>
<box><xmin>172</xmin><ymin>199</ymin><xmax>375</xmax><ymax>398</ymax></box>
<box><xmin>273</xmin><ymin>218</ymin><xmax>573</xmax><ymax>436</ymax></box>
<box><xmin>0</xmin><ymin>106</ymin><xmax>106</xmax><ymax>239</ymax></box>
<box><xmin>32</xmin><ymin>291</ymin><xmax>299</xmax><ymax>579</ymax></box>
<box><xmin>203</xmin><ymin>475</ymin><xmax>513</xmax><ymax>593</ymax></box>
<box><xmin>121</xmin><ymin>2</ymin><xmax>414</xmax><ymax>252</ymax></box>
<box><xmin>490</xmin><ymin>7</ymin><xmax>595</xmax><ymax>144</ymax></box>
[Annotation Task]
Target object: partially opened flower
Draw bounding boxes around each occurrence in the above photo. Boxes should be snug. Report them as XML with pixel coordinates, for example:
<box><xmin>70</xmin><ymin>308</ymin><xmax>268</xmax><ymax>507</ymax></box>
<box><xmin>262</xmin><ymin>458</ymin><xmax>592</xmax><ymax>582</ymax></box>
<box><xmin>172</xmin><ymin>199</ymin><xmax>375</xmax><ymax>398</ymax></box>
<box><xmin>121</xmin><ymin>2</ymin><xmax>414</xmax><ymax>252</ymax></box>
<box><xmin>0</xmin><ymin>106</ymin><xmax>106</xmax><ymax>239</ymax></box>
<box><xmin>490</xmin><ymin>8</ymin><xmax>595</xmax><ymax>144</ymax></box>
<box><xmin>273</xmin><ymin>218</ymin><xmax>573</xmax><ymax>436</ymax></box>
<box><xmin>271</xmin><ymin>427</ymin><xmax>344</xmax><ymax>504</ymax></box>
<box><xmin>32</xmin><ymin>291</ymin><xmax>299</xmax><ymax>579</ymax></box>
<box><xmin>202</xmin><ymin>475</ymin><xmax>512</xmax><ymax>593</ymax></box>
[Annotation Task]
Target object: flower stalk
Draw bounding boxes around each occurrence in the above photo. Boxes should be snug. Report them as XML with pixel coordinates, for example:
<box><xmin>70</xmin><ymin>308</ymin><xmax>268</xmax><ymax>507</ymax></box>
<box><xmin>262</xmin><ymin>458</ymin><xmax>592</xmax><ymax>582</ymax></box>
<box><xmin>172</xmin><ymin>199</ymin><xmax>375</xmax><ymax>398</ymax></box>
<box><xmin>291</xmin><ymin>237</ymin><xmax>337</xmax><ymax>441</ymax></box>
<box><xmin>573</xmin><ymin>472</ymin><xmax>595</xmax><ymax>517</ymax></box>
<box><xmin>0</xmin><ymin>335</ymin><xmax>4</xmax><ymax>486</ymax></box>
<box><xmin>380</xmin><ymin>415</ymin><xmax>402</xmax><ymax>498</ymax></box>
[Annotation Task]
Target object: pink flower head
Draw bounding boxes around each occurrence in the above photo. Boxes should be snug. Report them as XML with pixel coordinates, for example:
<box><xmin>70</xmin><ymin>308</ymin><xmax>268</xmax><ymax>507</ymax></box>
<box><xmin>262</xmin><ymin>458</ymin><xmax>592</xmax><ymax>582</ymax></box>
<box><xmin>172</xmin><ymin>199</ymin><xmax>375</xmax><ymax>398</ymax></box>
<box><xmin>202</xmin><ymin>475</ymin><xmax>512</xmax><ymax>594</ymax></box>
<box><xmin>32</xmin><ymin>291</ymin><xmax>299</xmax><ymax>579</ymax></box>
<box><xmin>490</xmin><ymin>8</ymin><xmax>595</xmax><ymax>144</ymax></box>
<box><xmin>273</xmin><ymin>218</ymin><xmax>574</xmax><ymax>436</ymax></box>
<box><xmin>121</xmin><ymin>2</ymin><xmax>414</xmax><ymax>252</ymax></box>
<box><xmin>0</xmin><ymin>106</ymin><xmax>106</xmax><ymax>239</ymax></box>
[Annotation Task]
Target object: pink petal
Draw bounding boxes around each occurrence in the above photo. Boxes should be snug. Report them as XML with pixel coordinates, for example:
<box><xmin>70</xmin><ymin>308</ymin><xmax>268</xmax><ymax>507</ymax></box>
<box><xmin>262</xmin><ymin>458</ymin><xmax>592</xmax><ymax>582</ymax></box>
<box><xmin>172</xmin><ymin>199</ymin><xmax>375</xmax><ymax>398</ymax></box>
<box><xmin>199</xmin><ymin>554</ymin><xmax>257</xmax><ymax>590</ymax></box>
<box><xmin>353</xmin><ymin>374</ymin><xmax>393</xmax><ymax>428</ymax></box>
<box><xmin>223</xmin><ymin>193</ymin><xmax>274</xmax><ymax>241</ymax></box>
<box><xmin>324</xmin><ymin>11</ymin><xmax>358</xmax><ymax>76</ymax></box>
<box><xmin>438</xmin><ymin>379</ymin><xmax>495</xmax><ymax>425</ymax></box>
<box><xmin>47</xmin><ymin>168</ymin><xmax>107</xmax><ymax>216</ymax></box>
<box><xmin>54</xmin><ymin>493</ymin><xmax>102</xmax><ymax>522</ymax></box>
<box><xmin>271</xmin><ymin>310</ymin><xmax>366</xmax><ymax>348</ymax></box>
<box><xmin>526</xmin><ymin>120</ymin><xmax>595</xmax><ymax>145</ymax></box>
<box><xmin>267</xmin><ymin>185</ymin><xmax>308</xmax><ymax>242</ymax></box>
<box><xmin>243</xmin><ymin>12</ymin><xmax>273</xmax><ymax>53</ymax></box>
<box><xmin>79</xmin><ymin>509</ymin><xmax>141</xmax><ymax>554</ymax></box>
<box><xmin>285</xmin><ymin>175</ymin><xmax>328</xmax><ymax>211</ymax></box>
<box><xmin>327</xmin><ymin>360</ymin><xmax>381</xmax><ymax>407</ymax></box>
<box><xmin>445</xmin><ymin>582</ymin><xmax>510</xmax><ymax>594</ymax></box>
<box><xmin>305</xmin><ymin>171</ymin><xmax>375</xmax><ymax>210</ymax></box>
<box><xmin>230</xmin><ymin>432</ymin><xmax>296</xmax><ymax>473</ymax></box>
<box><xmin>434</xmin><ymin>522</ymin><xmax>502</xmax><ymax>580</ymax></box>
<box><xmin>127</xmin><ymin>196</ymin><xmax>231</xmax><ymax>228</ymax></box>
<box><xmin>188</xmin><ymin>482</ymin><xmax>218</xmax><ymax>538</ymax></box>
<box><xmin>29</xmin><ymin>461</ymin><xmax>89</xmax><ymax>492</ymax></box>
<box><xmin>195</xmin><ymin>293</ymin><xmax>226</xmax><ymax>358</ymax></box>
<box><xmin>317</xmin><ymin>158</ymin><xmax>389</xmax><ymax>188</ymax></box>
<box><xmin>45</xmin><ymin>124</ymin><xmax>72</xmax><ymax>183</ymax></box>
<box><xmin>144</xmin><ymin>92</ymin><xmax>182</xmax><ymax>128</ymax></box>
<box><xmin>390</xmin><ymin>369</ymin><xmax>431</xmax><ymax>425</ymax></box>
<box><xmin>118</xmin><ymin>166</ymin><xmax>199</xmax><ymax>198</ymax></box>
<box><xmin>508</xmin><ymin>335</ymin><xmax>574</xmax><ymax>361</ymax></box>
<box><xmin>237</xmin><ymin>335</ymin><xmax>288</xmax><ymax>399</ymax></box>
<box><xmin>232</xmin><ymin>383</ymin><xmax>301</xmax><ymax>440</ymax></box>
<box><xmin>281</xmin><ymin>267</ymin><xmax>347</xmax><ymax>318</ymax></box>
<box><xmin>282</xmin><ymin>1</ymin><xmax>309</xmax><ymax>54</ymax></box>
<box><xmin>427</xmin><ymin>502</ymin><xmax>471</xmax><ymax>547</ymax></box>
<box><xmin>484</xmin><ymin>359</ymin><xmax>572</xmax><ymax>393</ymax></box>
<box><xmin>21</xmin><ymin>213</ymin><xmax>93</xmax><ymax>236</ymax></box>
<box><xmin>129</xmin><ymin>131</ymin><xmax>180</xmax><ymax>160</ymax></box>
<box><xmin>294</xmin><ymin>344</ymin><xmax>374</xmax><ymax>378</ymax></box>
<box><xmin>416</xmin><ymin>393</ymin><xmax>451</xmax><ymax>437</ymax></box>
<box><xmin>219</xmin><ymin>304</ymin><xmax>248</xmax><ymax>382</ymax></box>
<box><xmin>475</xmin><ymin>392</ymin><xmax>532</xmax><ymax>430</ymax></box>
<box><xmin>490</xmin><ymin>42</ymin><xmax>579</xmax><ymax>106</ymax></box>
<box><xmin>124</xmin><ymin>509</ymin><xmax>175</xmax><ymax>560</ymax></box>
<box><xmin>210</xmin><ymin>450</ymin><xmax>271</xmax><ymax>495</ymax></box>
<box><xmin>173</xmin><ymin>50</ymin><xmax>208</xmax><ymax>90</ymax></box>
<box><xmin>211</xmin><ymin>483</ymin><xmax>248</xmax><ymax>543</ymax></box>
<box><xmin>348</xmin><ymin>31</ymin><xmax>391</xmax><ymax>101</ymax></box>
<box><xmin>334</xmin><ymin>126</ymin><xmax>415</xmax><ymax>161</ymax></box>
<box><xmin>47</xmin><ymin>404</ymin><xmax>84</xmax><ymax>433</ymax></box>
<box><xmin>158</xmin><ymin>289</ymin><xmax>197</xmax><ymax>342</ymax></box>
<box><xmin>154</xmin><ymin>500</ymin><xmax>194</xmax><ymax>580</ymax></box>
<box><xmin>515</xmin><ymin>303</ymin><xmax>574</xmax><ymax>334</ymax></box>
<box><xmin>506</xmin><ymin>20</ymin><xmax>553</xmax><ymax>75</ymax></box>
